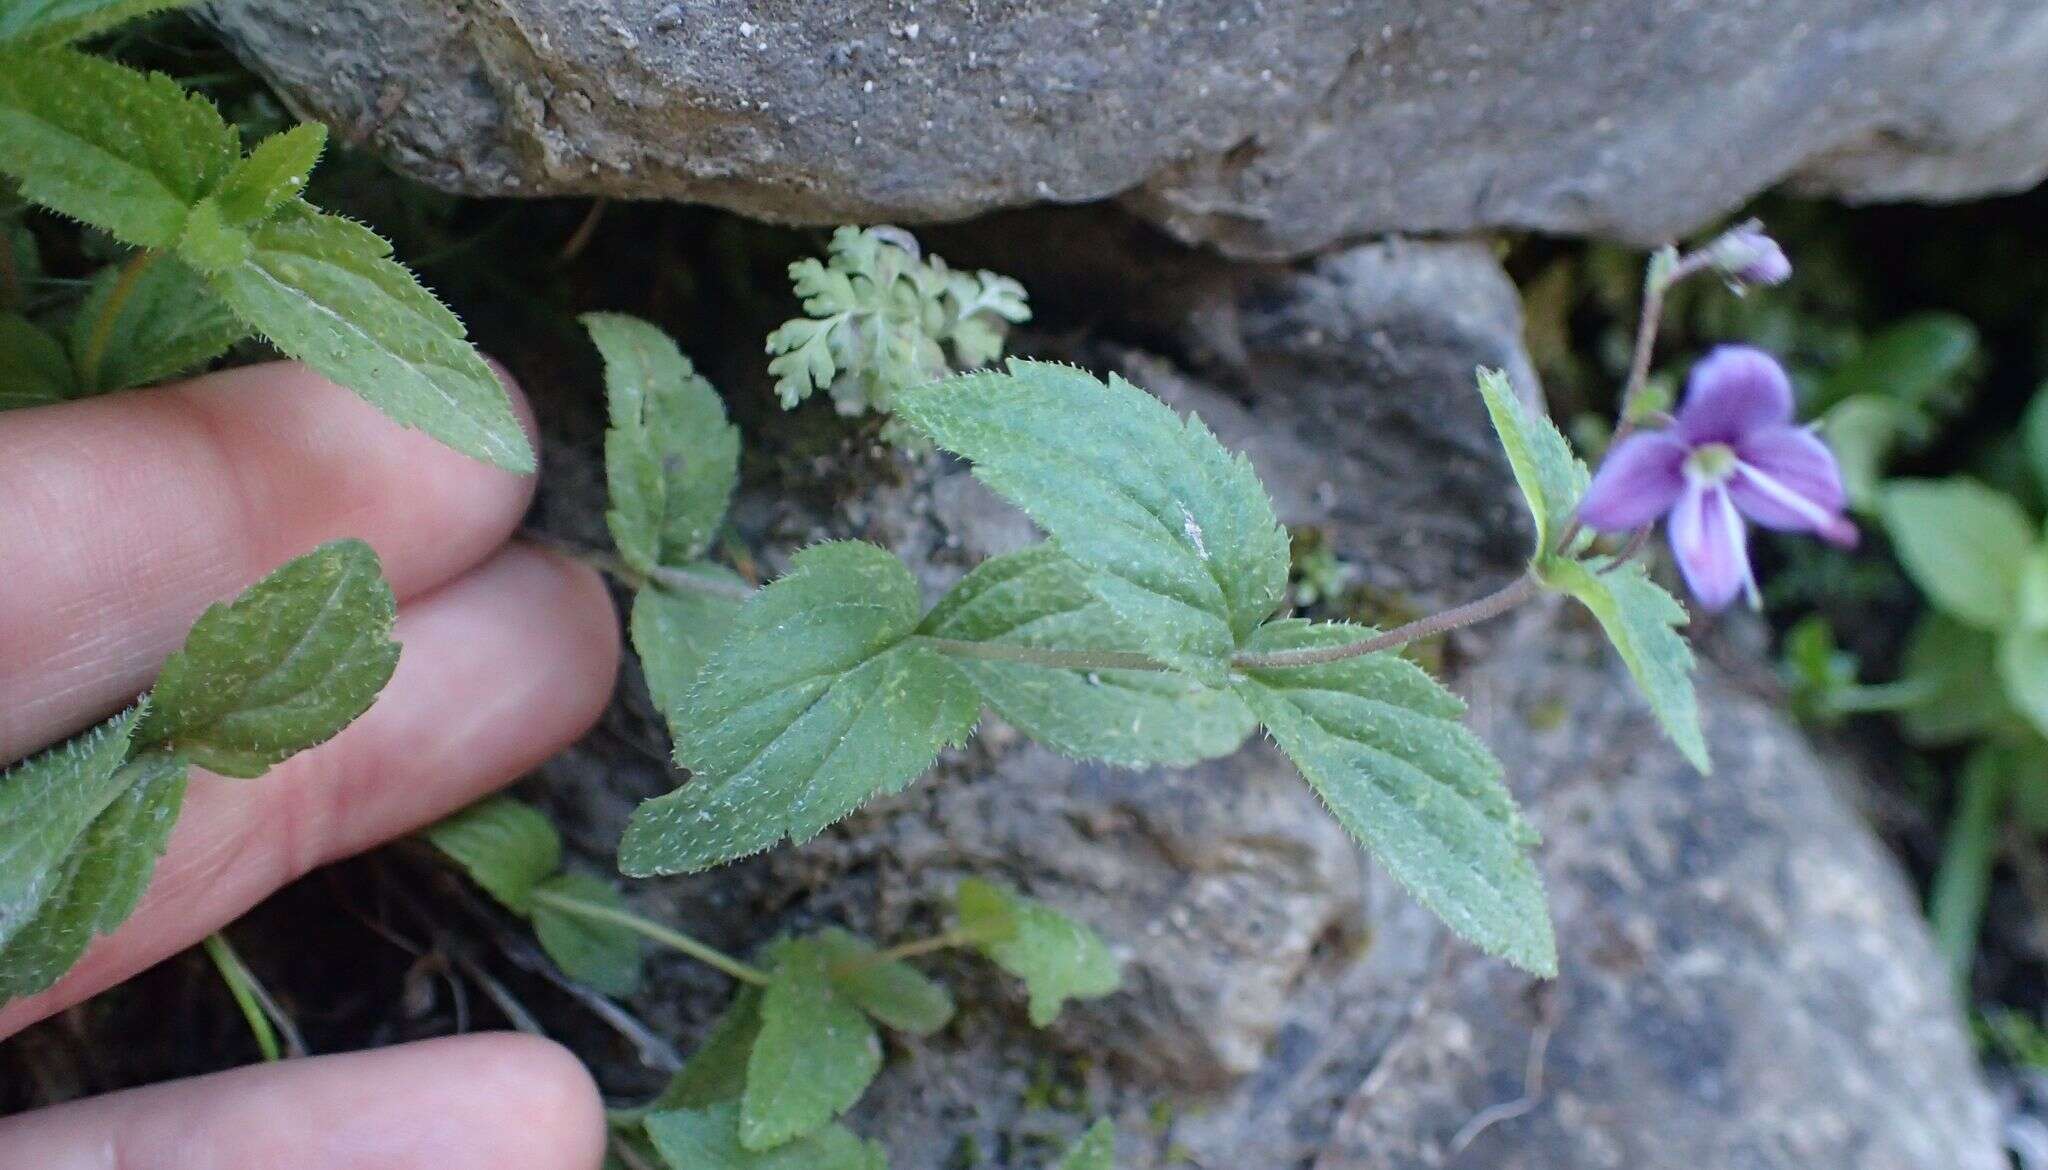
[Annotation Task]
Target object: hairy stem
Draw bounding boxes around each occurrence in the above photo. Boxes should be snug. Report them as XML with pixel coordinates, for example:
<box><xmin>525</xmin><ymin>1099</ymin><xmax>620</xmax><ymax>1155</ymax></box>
<box><xmin>77</xmin><ymin>248</ymin><xmax>159</xmax><ymax>392</ymax></box>
<box><xmin>528</xmin><ymin>886</ymin><xmax>772</xmax><ymax>986</ymax></box>
<box><xmin>1230</xmin><ymin>573</ymin><xmax>1545</xmax><ymax>670</ymax></box>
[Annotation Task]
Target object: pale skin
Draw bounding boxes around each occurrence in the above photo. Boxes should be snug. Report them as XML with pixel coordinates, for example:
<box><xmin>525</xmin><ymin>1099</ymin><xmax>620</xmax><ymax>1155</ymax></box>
<box><xmin>0</xmin><ymin>362</ymin><xmax>619</xmax><ymax>1170</ymax></box>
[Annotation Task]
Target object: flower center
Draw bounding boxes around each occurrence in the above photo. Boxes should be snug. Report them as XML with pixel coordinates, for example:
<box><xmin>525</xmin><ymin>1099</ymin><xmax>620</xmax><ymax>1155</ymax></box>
<box><xmin>1684</xmin><ymin>442</ymin><xmax>1739</xmax><ymax>484</ymax></box>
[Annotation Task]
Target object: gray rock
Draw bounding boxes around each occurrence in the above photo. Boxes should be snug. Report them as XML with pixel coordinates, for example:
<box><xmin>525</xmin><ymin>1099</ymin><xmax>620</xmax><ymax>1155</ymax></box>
<box><xmin>517</xmin><ymin>230</ymin><xmax>1999</xmax><ymax>1166</ymax></box>
<box><xmin>211</xmin><ymin>0</ymin><xmax>2048</xmax><ymax>256</ymax></box>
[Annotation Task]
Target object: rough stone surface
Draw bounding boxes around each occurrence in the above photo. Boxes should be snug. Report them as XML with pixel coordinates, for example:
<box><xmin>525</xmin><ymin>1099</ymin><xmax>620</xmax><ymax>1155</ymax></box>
<box><xmin>512</xmin><ymin>230</ymin><xmax>2002</xmax><ymax>1167</ymax></box>
<box><xmin>211</xmin><ymin>0</ymin><xmax>2048</xmax><ymax>256</ymax></box>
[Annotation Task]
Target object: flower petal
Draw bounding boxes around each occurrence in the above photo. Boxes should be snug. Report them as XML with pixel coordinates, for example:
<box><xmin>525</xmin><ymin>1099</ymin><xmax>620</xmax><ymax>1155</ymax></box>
<box><xmin>1729</xmin><ymin>425</ymin><xmax>1858</xmax><ymax>546</ymax></box>
<box><xmin>1578</xmin><ymin>431</ymin><xmax>1688</xmax><ymax>532</ymax></box>
<box><xmin>1669</xmin><ymin>482</ymin><xmax>1753</xmax><ymax>610</ymax></box>
<box><xmin>1674</xmin><ymin>346</ymin><xmax>1794</xmax><ymax>444</ymax></box>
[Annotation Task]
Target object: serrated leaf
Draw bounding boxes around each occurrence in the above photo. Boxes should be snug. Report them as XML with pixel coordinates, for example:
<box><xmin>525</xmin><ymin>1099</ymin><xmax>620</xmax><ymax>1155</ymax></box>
<box><xmin>0</xmin><ymin>311</ymin><xmax>75</xmax><ymax>409</ymax></box>
<box><xmin>136</xmin><ymin>539</ymin><xmax>400</xmax><ymax>776</ymax></box>
<box><xmin>422</xmin><ymin>796</ymin><xmax>561</xmax><ymax>915</ymax></box>
<box><xmin>0</xmin><ymin>0</ymin><xmax>199</xmax><ymax>47</ymax></box>
<box><xmin>1054</xmin><ymin>1120</ymin><xmax>1117</xmax><ymax>1170</ymax></box>
<box><xmin>954</xmin><ymin>878</ymin><xmax>1119</xmax><ymax>1027</ymax></box>
<box><xmin>1898</xmin><ymin>613</ymin><xmax>2014</xmax><ymax>744</ymax></box>
<box><xmin>1880</xmin><ymin>479</ymin><xmax>2033</xmax><ymax>630</ymax></box>
<box><xmin>654</xmin><ymin>987</ymin><xmax>764</xmax><ymax>1111</ymax></box>
<box><xmin>631</xmin><ymin>571</ymin><xmax>746</xmax><ymax>738</ymax></box>
<box><xmin>209</xmin><ymin>202</ymin><xmax>533</xmax><ymax>471</ymax></box>
<box><xmin>1232</xmin><ymin>620</ymin><xmax>1556</xmax><ymax>975</ymax></box>
<box><xmin>0</xmin><ymin>49</ymin><xmax>234</xmax><ymax>247</ymax></box>
<box><xmin>530</xmin><ymin>872</ymin><xmax>643</xmax><ymax>996</ymax></box>
<box><xmin>215</xmin><ymin>123</ymin><xmax>326</xmax><ymax>225</ymax></box>
<box><xmin>646</xmin><ymin>1102</ymin><xmax>885</xmax><ymax>1170</ymax></box>
<box><xmin>1543</xmin><ymin>558</ymin><xmax>1710</xmax><ymax>773</ymax></box>
<box><xmin>68</xmin><ymin>254</ymin><xmax>245</xmax><ymax>393</ymax></box>
<box><xmin>813</xmin><ymin>927</ymin><xmax>953</xmax><ymax>1036</ymax></box>
<box><xmin>920</xmin><ymin>547</ymin><xmax>1255</xmax><ymax>766</ymax></box>
<box><xmin>896</xmin><ymin>361</ymin><xmax>1287</xmax><ymax>684</ymax></box>
<box><xmin>619</xmin><ymin>543</ymin><xmax>980</xmax><ymax>877</ymax></box>
<box><xmin>0</xmin><ymin>705</ymin><xmax>144</xmax><ymax>951</ymax></box>
<box><xmin>0</xmin><ymin>752</ymin><xmax>186</xmax><ymax>1001</ymax></box>
<box><xmin>585</xmin><ymin>313</ymin><xmax>739</xmax><ymax>571</ymax></box>
<box><xmin>1475</xmin><ymin>367</ymin><xmax>1587</xmax><ymax>558</ymax></box>
<box><xmin>742</xmin><ymin>938</ymin><xmax>882</xmax><ymax>1150</ymax></box>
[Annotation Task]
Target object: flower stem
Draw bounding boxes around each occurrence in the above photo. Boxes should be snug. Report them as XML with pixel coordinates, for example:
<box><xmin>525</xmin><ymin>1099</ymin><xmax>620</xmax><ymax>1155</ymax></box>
<box><xmin>528</xmin><ymin>886</ymin><xmax>772</xmax><ymax>986</ymax></box>
<box><xmin>77</xmin><ymin>248</ymin><xmax>159</xmax><ymax>392</ymax></box>
<box><xmin>1229</xmin><ymin>573</ymin><xmax>1545</xmax><ymax>670</ymax></box>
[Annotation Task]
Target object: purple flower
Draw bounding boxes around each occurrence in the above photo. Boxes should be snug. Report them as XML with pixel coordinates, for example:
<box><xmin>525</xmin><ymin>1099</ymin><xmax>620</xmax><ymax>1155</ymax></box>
<box><xmin>1579</xmin><ymin>346</ymin><xmax>1857</xmax><ymax>610</ymax></box>
<box><xmin>1705</xmin><ymin>222</ymin><xmax>1792</xmax><ymax>288</ymax></box>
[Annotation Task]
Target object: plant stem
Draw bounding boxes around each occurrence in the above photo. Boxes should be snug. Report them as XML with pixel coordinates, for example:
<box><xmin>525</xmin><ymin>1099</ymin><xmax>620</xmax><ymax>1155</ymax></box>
<box><xmin>77</xmin><ymin>248</ymin><xmax>159</xmax><ymax>392</ymax></box>
<box><xmin>203</xmin><ymin>932</ymin><xmax>288</xmax><ymax>1062</ymax></box>
<box><xmin>528</xmin><ymin>886</ymin><xmax>772</xmax><ymax>986</ymax></box>
<box><xmin>1231</xmin><ymin>574</ymin><xmax>1546</xmax><ymax>670</ymax></box>
<box><xmin>1929</xmin><ymin>748</ymin><xmax>2008</xmax><ymax>984</ymax></box>
<box><xmin>519</xmin><ymin>530</ymin><xmax>754</xmax><ymax>601</ymax></box>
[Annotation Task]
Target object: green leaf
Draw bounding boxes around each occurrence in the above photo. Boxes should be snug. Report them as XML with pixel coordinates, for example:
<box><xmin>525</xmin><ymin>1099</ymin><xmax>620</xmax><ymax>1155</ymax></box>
<box><xmin>1897</xmin><ymin>613</ymin><xmax>2014</xmax><ymax>745</ymax></box>
<box><xmin>0</xmin><ymin>706</ymin><xmax>144</xmax><ymax>951</ymax></box>
<box><xmin>1816</xmin><ymin>312</ymin><xmax>1978</xmax><ymax>415</ymax></box>
<box><xmin>531</xmin><ymin>872</ymin><xmax>643</xmax><ymax>997</ymax></box>
<box><xmin>0</xmin><ymin>0</ymin><xmax>200</xmax><ymax>47</ymax></box>
<box><xmin>920</xmin><ymin>547</ymin><xmax>1255</xmax><ymax>766</ymax></box>
<box><xmin>1881</xmin><ymin>479</ymin><xmax>2034</xmax><ymax>629</ymax></box>
<box><xmin>619</xmin><ymin>543</ymin><xmax>980</xmax><ymax>877</ymax></box>
<box><xmin>954</xmin><ymin>878</ymin><xmax>1119</xmax><ymax>1027</ymax></box>
<box><xmin>68</xmin><ymin>254</ymin><xmax>245</xmax><ymax>393</ymax></box>
<box><xmin>0</xmin><ymin>49</ymin><xmax>234</xmax><ymax>247</ymax></box>
<box><xmin>1998</xmin><ymin>629</ymin><xmax>2048</xmax><ymax>741</ymax></box>
<box><xmin>422</xmin><ymin>796</ymin><xmax>561</xmax><ymax>916</ymax></box>
<box><xmin>742</xmin><ymin>938</ymin><xmax>882</xmax><ymax>1150</ymax></box>
<box><xmin>653</xmin><ymin>987</ymin><xmax>764</xmax><ymax>1111</ymax></box>
<box><xmin>584</xmin><ymin>313</ymin><xmax>740</xmax><ymax>571</ymax></box>
<box><xmin>2019</xmin><ymin>546</ymin><xmax>2048</xmax><ymax>632</ymax></box>
<box><xmin>2023</xmin><ymin>384</ymin><xmax>2048</xmax><ymax>494</ymax></box>
<box><xmin>0</xmin><ymin>311</ymin><xmax>76</xmax><ymax>409</ymax></box>
<box><xmin>174</xmin><ymin>196</ymin><xmax>254</xmax><ymax>274</ymax></box>
<box><xmin>0</xmin><ymin>752</ymin><xmax>186</xmax><ymax>1000</ymax></box>
<box><xmin>631</xmin><ymin>572</ymin><xmax>746</xmax><ymax>738</ymax></box>
<box><xmin>646</xmin><ymin>1102</ymin><xmax>885</xmax><ymax>1170</ymax></box>
<box><xmin>215</xmin><ymin>123</ymin><xmax>327</xmax><ymax>226</ymax></box>
<box><xmin>812</xmin><ymin>927</ymin><xmax>953</xmax><ymax>1036</ymax></box>
<box><xmin>1474</xmin><ymin>367</ymin><xmax>1587</xmax><ymax>558</ymax></box>
<box><xmin>2</xmin><ymin>214</ymin><xmax>41</xmax><ymax>313</ymax></box>
<box><xmin>1541</xmin><ymin>558</ymin><xmax>1711</xmax><ymax>773</ymax></box>
<box><xmin>1822</xmin><ymin>394</ymin><xmax>1903</xmax><ymax>511</ymax></box>
<box><xmin>896</xmin><ymin>361</ymin><xmax>1288</xmax><ymax>684</ymax></box>
<box><xmin>209</xmin><ymin>202</ymin><xmax>534</xmax><ymax>471</ymax></box>
<box><xmin>1054</xmin><ymin>1120</ymin><xmax>1117</xmax><ymax>1170</ymax></box>
<box><xmin>136</xmin><ymin>539</ymin><xmax>400</xmax><ymax>777</ymax></box>
<box><xmin>1231</xmin><ymin>620</ymin><xmax>1555</xmax><ymax>974</ymax></box>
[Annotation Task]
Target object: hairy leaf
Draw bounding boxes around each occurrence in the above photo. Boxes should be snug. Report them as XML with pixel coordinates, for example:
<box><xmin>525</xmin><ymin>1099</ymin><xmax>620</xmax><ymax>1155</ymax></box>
<box><xmin>896</xmin><ymin>361</ymin><xmax>1287</xmax><ymax>683</ymax></box>
<box><xmin>0</xmin><ymin>311</ymin><xmax>76</xmax><ymax>409</ymax></box>
<box><xmin>619</xmin><ymin>543</ymin><xmax>979</xmax><ymax>877</ymax></box>
<box><xmin>137</xmin><ymin>539</ymin><xmax>400</xmax><ymax>776</ymax></box>
<box><xmin>646</xmin><ymin>1102</ymin><xmax>885</xmax><ymax>1170</ymax></box>
<box><xmin>742</xmin><ymin>939</ymin><xmax>882</xmax><ymax>1150</ymax></box>
<box><xmin>68</xmin><ymin>254</ymin><xmax>244</xmax><ymax>393</ymax></box>
<box><xmin>954</xmin><ymin>878</ymin><xmax>1119</xmax><ymax>1027</ymax></box>
<box><xmin>1232</xmin><ymin>620</ymin><xmax>1556</xmax><ymax>974</ymax></box>
<box><xmin>1880</xmin><ymin>479</ymin><xmax>2032</xmax><ymax>630</ymax></box>
<box><xmin>0</xmin><ymin>0</ymin><xmax>200</xmax><ymax>46</ymax></box>
<box><xmin>210</xmin><ymin>203</ymin><xmax>533</xmax><ymax>471</ymax></box>
<box><xmin>531</xmin><ymin>872</ymin><xmax>643</xmax><ymax>997</ymax></box>
<box><xmin>423</xmin><ymin>796</ymin><xmax>562</xmax><ymax>915</ymax></box>
<box><xmin>215</xmin><ymin>123</ymin><xmax>326</xmax><ymax>225</ymax></box>
<box><xmin>585</xmin><ymin>313</ymin><xmax>739</xmax><ymax>571</ymax></box>
<box><xmin>813</xmin><ymin>927</ymin><xmax>953</xmax><ymax>1036</ymax></box>
<box><xmin>0</xmin><ymin>706</ymin><xmax>144</xmax><ymax>952</ymax></box>
<box><xmin>0</xmin><ymin>49</ymin><xmax>233</xmax><ymax>247</ymax></box>
<box><xmin>653</xmin><ymin>987</ymin><xmax>763</xmax><ymax>1111</ymax></box>
<box><xmin>921</xmin><ymin>547</ymin><xmax>1255</xmax><ymax>765</ymax></box>
<box><xmin>631</xmin><ymin>572</ymin><xmax>746</xmax><ymax>741</ymax></box>
<box><xmin>1475</xmin><ymin>367</ymin><xmax>1587</xmax><ymax>559</ymax></box>
<box><xmin>1055</xmin><ymin>1120</ymin><xmax>1117</xmax><ymax>1170</ymax></box>
<box><xmin>0</xmin><ymin>753</ymin><xmax>186</xmax><ymax>1000</ymax></box>
<box><xmin>1542</xmin><ymin>559</ymin><xmax>1711</xmax><ymax>773</ymax></box>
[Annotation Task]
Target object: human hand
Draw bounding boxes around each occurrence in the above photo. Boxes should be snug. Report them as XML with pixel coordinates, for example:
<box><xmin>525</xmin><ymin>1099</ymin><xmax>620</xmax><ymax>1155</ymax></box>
<box><xmin>0</xmin><ymin>363</ymin><xmax>619</xmax><ymax>1170</ymax></box>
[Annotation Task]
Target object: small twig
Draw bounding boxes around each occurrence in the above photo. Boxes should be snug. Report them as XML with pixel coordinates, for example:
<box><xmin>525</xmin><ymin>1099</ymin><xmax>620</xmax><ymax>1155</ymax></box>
<box><xmin>1448</xmin><ymin>993</ymin><xmax>1559</xmax><ymax>1154</ymax></box>
<box><xmin>451</xmin><ymin>949</ymin><xmax>547</xmax><ymax>1037</ymax></box>
<box><xmin>558</xmin><ymin>198</ymin><xmax>610</xmax><ymax>265</ymax></box>
<box><xmin>487</xmin><ymin>917</ymin><xmax>684</xmax><ymax>1073</ymax></box>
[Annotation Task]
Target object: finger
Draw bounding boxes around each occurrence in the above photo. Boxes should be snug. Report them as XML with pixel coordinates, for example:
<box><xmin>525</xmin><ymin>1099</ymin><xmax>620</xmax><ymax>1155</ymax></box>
<box><xmin>0</xmin><ymin>1033</ymin><xmax>606</xmax><ymax>1170</ymax></box>
<box><xmin>0</xmin><ymin>361</ymin><xmax>539</xmax><ymax>762</ymax></box>
<box><xmin>0</xmin><ymin>545</ymin><xmax>619</xmax><ymax>1038</ymax></box>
